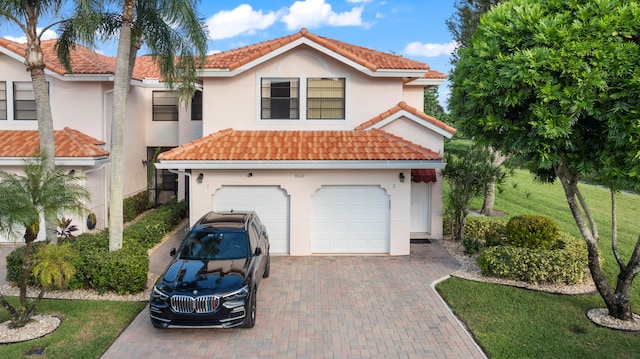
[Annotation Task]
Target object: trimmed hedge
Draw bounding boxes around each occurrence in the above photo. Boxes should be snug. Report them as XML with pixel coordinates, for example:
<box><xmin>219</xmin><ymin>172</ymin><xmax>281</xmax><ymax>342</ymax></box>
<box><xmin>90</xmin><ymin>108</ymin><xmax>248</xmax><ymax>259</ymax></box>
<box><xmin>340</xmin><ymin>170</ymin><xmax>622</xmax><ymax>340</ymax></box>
<box><xmin>477</xmin><ymin>232</ymin><xmax>588</xmax><ymax>285</ymax></box>
<box><xmin>123</xmin><ymin>190</ymin><xmax>152</xmax><ymax>223</ymax></box>
<box><xmin>462</xmin><ymin>217</ymin><xmax>507</xmax><ymax>254</ymax></box>
<box><xmin>505</xmin><ymin>214</ymin><xmax>560</xmax><ymax>250</ymax></box>
<box><xmin>5</xmin><ymin>198</ymin><xmax>188</xmax><ymax>294</ymax></box>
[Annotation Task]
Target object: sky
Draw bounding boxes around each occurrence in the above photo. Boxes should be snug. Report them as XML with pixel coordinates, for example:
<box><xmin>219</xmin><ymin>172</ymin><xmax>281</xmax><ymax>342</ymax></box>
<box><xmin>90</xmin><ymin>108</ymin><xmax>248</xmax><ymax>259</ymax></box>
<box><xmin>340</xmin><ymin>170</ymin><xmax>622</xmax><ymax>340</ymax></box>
<box><xmin>0</xmin><ymin>0</ymin><xmax>457</xmax><ymax>108</ymax></box>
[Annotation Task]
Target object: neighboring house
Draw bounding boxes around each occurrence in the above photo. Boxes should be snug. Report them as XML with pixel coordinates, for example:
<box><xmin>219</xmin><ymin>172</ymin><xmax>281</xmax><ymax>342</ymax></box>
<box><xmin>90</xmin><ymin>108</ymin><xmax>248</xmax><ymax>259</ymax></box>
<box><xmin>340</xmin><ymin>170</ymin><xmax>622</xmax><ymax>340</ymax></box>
<box><xmin>0</xmin><ymin>29</ymin><xmax>454</xmax><ymax>254</ymax></box>
<box><xmin>0</xmin><ymin>38</ymin><xmax>198</xmax><ymax>241</ymax></box>
<box><xmin>156</xmin><ymin>29</ymin><xmax>455</xmax><ymax>256</ymax></box>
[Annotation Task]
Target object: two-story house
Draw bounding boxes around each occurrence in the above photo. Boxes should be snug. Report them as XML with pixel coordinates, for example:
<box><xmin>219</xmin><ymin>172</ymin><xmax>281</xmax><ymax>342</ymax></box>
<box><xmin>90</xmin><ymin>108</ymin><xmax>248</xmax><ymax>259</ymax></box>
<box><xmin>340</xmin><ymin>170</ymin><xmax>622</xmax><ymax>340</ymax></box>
<box><xmin>156</xmin><ymin>29</ymin><xmax>455</xmax><ymax>256</ymax></box>
<box><xmin>1</xmin><ymin>29</ymin><xmax>454</xmax><ymax>255</ymax></box>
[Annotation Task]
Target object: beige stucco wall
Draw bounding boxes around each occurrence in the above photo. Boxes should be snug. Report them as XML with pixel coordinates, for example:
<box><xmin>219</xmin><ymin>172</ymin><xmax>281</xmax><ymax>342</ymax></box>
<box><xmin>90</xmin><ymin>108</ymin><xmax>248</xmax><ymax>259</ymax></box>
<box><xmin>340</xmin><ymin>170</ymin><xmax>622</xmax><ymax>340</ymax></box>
<box><xmin>189</xmin><ymin>169</ymin><xmax>412</xmax><ymax>256</ymax></box>
<box><xmin>201</xmin><ymin>47</ymin><xmax>408</xmax><ymax>134</ymax></box>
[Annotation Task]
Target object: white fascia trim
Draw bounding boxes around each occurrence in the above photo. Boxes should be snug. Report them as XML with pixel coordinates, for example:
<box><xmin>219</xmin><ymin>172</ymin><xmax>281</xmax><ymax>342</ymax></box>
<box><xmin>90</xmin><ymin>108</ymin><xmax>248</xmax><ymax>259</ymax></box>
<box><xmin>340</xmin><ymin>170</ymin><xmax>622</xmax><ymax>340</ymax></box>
<box><xmin>0</xmin><ymin>157</ymin><xmax>110</xmax><ymax>167</ymax></box>
<box><xmin>57</xmin><ymin>74</ymin><xmax>115</xmax><ymax>82</ymax></box>
<box><xmin>366</xmin><ymin>111</ymin><xmax>454</xmax><ymax>138</ymax></box>
<box><xmin>406</xmin><ymin>78</ymin><xmax>446</xmax><ymax>86</ymax></box>
<box><xmin>198</xmin><ymin>38</ymin><xmax>428</xmax><ymax>79</ymax></box>
<box><xmin>155</xmin><ymin>160</ymin><xmax>447</xmax><ymax>170</ymax></box>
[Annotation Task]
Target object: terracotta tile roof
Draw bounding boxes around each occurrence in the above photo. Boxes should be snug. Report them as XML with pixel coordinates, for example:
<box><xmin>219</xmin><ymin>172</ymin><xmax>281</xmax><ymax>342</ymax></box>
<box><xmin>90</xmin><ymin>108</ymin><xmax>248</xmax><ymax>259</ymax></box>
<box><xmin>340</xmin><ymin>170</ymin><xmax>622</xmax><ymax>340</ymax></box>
<box><xmin>0</xmin><ymin>128</ymin><xmax>108</xmax><ymax>158</ymax></box>
<box><xmin>0</xmin><ymin>38</ymin><xmax>160</xmax><ymax>80</ymax></box>
<box><xmin>355</xmin><ymin>101</ymin><xmax>456</xmax><ymax>135</ymax></box>
<box><xmin>204</xmin><ymin>28</ymin><xmax>431</xmax><ymax>72</ymax></box>
<box><xmin>158</xmin><ymin>128</ymin><xmax>442</xmax><ymax>162</ymax></box>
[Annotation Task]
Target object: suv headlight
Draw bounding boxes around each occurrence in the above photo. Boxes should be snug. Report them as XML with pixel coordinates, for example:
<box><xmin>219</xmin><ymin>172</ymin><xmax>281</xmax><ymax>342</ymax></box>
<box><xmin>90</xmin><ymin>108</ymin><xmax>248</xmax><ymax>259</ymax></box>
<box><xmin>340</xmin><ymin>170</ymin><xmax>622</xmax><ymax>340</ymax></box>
<box><xmin>151</xmin><ymin>286</ymin><xmax>169</xmax><ymax>301</ymax></box>
<box><xmin>222</xmin><ymin>285</ymin><xmax>249</xmax><ymax>301</ymax></box>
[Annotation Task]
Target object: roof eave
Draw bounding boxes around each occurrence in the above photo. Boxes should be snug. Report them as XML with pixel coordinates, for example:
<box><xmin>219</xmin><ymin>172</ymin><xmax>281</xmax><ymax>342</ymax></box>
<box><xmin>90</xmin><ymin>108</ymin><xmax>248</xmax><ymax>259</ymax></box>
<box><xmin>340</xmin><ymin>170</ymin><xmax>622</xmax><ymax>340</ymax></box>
<box><xmin>406</xmin><ymin>78</ymin><xmax>446</xmax><ymax>86</ymax></box>
<box><xmin>155</xmin><ymin>160</ymin><xmax>447</xmax><ymax>170</ymax></box>
<box><xmin>0</xmin><ymin>156</ymin><xmax>110</xmax><ymax>167</ymax></box>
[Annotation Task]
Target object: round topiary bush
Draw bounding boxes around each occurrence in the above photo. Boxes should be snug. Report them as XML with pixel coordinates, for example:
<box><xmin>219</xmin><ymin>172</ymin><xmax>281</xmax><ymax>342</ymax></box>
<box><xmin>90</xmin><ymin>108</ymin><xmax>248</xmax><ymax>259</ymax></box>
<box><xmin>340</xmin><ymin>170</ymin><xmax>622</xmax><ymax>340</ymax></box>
<box><xmin>505</xmin><ymin>214</ymin><xmax>560</xmax><ymax>250</ymax></box>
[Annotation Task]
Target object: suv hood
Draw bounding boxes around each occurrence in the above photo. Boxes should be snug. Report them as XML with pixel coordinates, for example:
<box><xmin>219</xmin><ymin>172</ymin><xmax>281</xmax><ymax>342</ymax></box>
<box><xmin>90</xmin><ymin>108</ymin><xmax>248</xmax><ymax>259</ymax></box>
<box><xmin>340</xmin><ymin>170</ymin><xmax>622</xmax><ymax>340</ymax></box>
<box><xmin>159</xmin><ymin>258</ymin><xmax>249</xmax><ymax>295</ymax></box>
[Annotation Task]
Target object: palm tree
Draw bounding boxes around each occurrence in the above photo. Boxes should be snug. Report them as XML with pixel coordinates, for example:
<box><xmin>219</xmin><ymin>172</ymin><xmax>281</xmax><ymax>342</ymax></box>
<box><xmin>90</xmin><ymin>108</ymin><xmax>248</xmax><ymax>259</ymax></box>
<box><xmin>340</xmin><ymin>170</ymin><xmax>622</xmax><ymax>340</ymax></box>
<box><xmin>57</xmin><ymin>0</ymin><xmax>207</xmax><ymax>251</ymax></box>
<box><xmin>0</xmin><ymin>1</ymin><xmax>69</xmax><ymax>172</ymax></box>
<box><xmin>0</xmin><ymin>155</ymin><xmax>89</xmax><ymax>328</ymax></box>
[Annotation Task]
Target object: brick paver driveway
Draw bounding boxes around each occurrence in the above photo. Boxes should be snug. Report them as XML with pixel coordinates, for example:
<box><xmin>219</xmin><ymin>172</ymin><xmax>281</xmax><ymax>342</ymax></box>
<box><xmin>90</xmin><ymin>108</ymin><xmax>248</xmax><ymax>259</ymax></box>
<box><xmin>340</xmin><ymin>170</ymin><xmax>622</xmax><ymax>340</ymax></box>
<box><xmin>102</xmin><ymin>242</ymin><xmax>486</xmax><ymax>359</ymax></box>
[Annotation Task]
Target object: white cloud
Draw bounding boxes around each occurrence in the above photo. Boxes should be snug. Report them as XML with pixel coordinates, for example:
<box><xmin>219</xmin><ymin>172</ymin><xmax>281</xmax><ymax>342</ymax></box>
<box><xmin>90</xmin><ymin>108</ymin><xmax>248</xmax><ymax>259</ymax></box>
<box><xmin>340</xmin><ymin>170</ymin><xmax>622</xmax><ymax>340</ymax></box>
<box><xmin>205</xmin><ymin>4</ymin><xmax>283</xmax><ymax>40</ymax></box>
<box><xmin>282</xmin><ymin>0</ymin><xmax>367</xmax><ymax>30</ymax></box>
<box><xmin>3</xmin><ymin>28</ymin><xmax>58</xmax><ymax>43</ymax></box>
<box><xmin>403</xmin><ymin>41</ymin><xmax>458</xmax><ymax>58</ymax></box>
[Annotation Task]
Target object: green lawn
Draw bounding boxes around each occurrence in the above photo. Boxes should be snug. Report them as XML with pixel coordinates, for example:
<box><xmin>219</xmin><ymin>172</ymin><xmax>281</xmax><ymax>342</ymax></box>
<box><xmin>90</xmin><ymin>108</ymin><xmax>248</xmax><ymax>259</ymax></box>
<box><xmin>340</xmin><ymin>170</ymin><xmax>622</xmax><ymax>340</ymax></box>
<box><xmin>0</xmin><ymin>297</ymin><xmax>145</xmax><ymax>359</ymax></box>
<box><xmin>438</xmin><ymin>169</ymin><xmax>640</xmax><ymax>358</ymax></box>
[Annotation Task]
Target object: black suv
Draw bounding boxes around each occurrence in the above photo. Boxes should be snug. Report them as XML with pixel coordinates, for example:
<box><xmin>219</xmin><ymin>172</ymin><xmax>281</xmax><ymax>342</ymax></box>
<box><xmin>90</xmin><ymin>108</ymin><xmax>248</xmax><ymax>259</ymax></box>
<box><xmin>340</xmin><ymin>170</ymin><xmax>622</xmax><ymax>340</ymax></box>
<box><xmin>150</xmin><ymin>211</ymin><xmax>270</xmax><ymax>329</ymax></box>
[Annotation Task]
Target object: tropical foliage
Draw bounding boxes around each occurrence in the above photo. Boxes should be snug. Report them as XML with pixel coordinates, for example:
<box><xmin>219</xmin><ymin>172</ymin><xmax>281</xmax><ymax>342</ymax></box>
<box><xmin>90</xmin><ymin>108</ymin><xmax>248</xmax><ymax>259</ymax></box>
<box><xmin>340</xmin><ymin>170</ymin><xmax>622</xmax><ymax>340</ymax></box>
<box><xmin>449</xmin><ymin>0</ymin><xmax>640</xmax><ymax>320</ymax></box>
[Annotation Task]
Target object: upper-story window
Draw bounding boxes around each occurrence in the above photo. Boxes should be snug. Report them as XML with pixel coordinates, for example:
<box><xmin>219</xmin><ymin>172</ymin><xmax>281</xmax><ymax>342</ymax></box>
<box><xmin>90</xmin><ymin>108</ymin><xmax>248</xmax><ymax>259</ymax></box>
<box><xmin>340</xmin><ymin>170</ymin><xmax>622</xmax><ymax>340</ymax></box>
<box><xmin>261</xmin><ymin>78</ymin><xmax>299</xmax><ymax>120</ymax></box>
<box><xmin>191</xmin><ymin>90</ymin><xmax>202</xmax><ymax>121</ymax></box>
<box><xmin>307</xmin><ymin>78</ymin><xmax>345</xmax><ymax>119</ymax></box>
<box><xmin>13</xmin><ymin>82</ymin><xmax>38</xmax><ymax>121</ymax></box>
<box><xmin>153</xmin><ymin>91</ymin><xmax>178</xmax><ymax>121</ymax></box>
<box><xmin>0</xmin><ymin>82</ymin><xmax>6</xmax><ymax>121</ymax></box>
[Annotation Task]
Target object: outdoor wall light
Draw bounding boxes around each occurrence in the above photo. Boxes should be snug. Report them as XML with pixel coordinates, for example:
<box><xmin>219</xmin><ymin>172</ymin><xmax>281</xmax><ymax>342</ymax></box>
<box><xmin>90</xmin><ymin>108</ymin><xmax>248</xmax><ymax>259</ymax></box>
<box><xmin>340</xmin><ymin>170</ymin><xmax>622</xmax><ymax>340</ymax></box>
<box><xmin>399</xmin><ymin>172</ymin><xmax>405</xmax><ymax>183</ymax></box>
<box><xmin>141</xmin><ymin>159</ymin><xmax>148</xmax><ymax>167</ymax></box>
<box><xmin>197</xmin><ymin>173</ymin><xmax>204</xmax><ymax>183</ymax></box>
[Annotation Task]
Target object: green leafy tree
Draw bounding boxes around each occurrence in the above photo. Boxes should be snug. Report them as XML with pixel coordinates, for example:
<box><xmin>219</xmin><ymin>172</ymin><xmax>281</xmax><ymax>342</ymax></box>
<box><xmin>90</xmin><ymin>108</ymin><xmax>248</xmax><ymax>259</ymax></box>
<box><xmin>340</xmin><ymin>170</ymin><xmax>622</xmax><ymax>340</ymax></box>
<box><xmin>447</xmin><ymin>0</ymin><xmax>507</xmax><ymax>216</ymax></box>
<box><xmin>442</xmin><ymin>145</ymin><xmax>505</xmax><ymax>241</ymax></box>
<box><xmin>450</xmin><ymin>0</ymin><xmax>640</xmax><ymax>321</ymax></box>
<box><xmin>0</xmin><ymin>155</ymin><xmax>88</xmax><ymax>328</ymax></box>
<box><xmin>57</xmin><ymin>0</ymin><xmax>207</xmax><ymax>251</ymax></box>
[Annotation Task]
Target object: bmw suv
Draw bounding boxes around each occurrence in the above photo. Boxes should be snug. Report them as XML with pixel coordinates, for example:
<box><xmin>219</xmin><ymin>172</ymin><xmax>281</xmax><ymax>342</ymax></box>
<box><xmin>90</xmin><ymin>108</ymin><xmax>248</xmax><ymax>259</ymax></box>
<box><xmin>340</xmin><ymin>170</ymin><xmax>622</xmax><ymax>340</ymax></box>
<box><xmin>150</xmin><ymin>210</ymin><xmax>270</xmax><ymax>329</ymax></box>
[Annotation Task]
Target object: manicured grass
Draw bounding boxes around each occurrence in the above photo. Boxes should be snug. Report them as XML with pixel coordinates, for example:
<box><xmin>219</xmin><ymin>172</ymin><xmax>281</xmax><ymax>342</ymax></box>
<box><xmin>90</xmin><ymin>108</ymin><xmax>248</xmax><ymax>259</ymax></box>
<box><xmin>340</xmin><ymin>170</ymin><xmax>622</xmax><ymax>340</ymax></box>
<box><xmin>0</xmin><ymin>297</ymin><xmax>145</xmax><ymax>358</ymax></box>
<box><xmin>438</xmin><ymin>169</ymin><xmax>640</xmax><ymax>358</ymax></box>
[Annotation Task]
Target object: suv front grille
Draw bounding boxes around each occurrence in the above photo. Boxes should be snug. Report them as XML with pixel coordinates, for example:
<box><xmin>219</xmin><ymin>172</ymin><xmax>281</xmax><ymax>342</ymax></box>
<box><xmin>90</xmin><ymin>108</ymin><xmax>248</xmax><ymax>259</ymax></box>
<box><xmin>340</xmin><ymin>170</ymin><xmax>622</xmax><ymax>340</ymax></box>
<box><xmin>171</xmin><ymin>295</ymin><xmax>219</xmax><ymax>313</ymax></box>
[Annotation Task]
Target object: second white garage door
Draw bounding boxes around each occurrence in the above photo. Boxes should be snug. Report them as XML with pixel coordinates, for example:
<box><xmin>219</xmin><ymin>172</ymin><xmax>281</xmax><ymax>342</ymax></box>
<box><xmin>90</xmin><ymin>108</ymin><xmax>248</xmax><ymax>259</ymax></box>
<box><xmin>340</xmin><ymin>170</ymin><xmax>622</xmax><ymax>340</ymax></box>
<box><xmin>312</xmin><ymin>186</ymin><xmax>389</xmax><ymax>254</ymax></box>
<box><xmin>212</xmin><ymin>186</ymin><xmax>290</xmax><ymax>254</ymax></box>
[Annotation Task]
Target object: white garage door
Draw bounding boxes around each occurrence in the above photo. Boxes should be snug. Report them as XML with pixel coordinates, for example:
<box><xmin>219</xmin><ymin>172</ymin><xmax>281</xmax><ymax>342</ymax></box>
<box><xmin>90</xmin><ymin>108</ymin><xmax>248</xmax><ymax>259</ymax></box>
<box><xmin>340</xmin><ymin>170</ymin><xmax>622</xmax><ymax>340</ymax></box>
<box><xmin>212</xmin><ymin>186</ymin><xmax>289</xmax><ymax>254</ymax></box>
<box><xmin>312</xmin><ymin>186</ymin><xmax>389</xmax><ymax>254</ymax></box>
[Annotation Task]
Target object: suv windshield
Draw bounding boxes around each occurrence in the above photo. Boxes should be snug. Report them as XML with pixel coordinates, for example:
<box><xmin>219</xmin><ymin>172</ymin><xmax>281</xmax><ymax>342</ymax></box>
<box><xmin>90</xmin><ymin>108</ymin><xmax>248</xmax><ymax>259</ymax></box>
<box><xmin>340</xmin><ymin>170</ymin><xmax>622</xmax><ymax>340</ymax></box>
<box><xmin>177</xmin><ymin>228</ymin><xmax>249</xmax><ymax>260</ymax></box>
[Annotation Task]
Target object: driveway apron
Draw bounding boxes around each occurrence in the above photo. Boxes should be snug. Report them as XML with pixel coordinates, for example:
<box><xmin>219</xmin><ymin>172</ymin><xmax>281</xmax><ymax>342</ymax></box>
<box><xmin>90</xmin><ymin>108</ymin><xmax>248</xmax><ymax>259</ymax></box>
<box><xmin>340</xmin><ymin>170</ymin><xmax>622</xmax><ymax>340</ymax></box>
<box><xmin>101</xmin><ymin>238</ymin><xmax>486</xmax><ymax>359</ymax></box>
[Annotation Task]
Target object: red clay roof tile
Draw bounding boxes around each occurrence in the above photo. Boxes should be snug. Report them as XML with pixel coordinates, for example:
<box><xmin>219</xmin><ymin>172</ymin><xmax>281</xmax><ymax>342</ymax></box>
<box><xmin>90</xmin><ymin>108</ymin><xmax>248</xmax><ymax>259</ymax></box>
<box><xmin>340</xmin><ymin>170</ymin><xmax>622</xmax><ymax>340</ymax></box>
<box><xmin>205</xmin><ymin>28</ymin><xmax>432</xmax><ymax>73</ymax></box>
<box><xmin>355</xmin><ymin>101</ymin><xmax>456</xmax><ymax>135</ymax></box>
<box><xmin>157</xmin><ymin>128</ymin><xmax>441</xmax><ymax>162</ymax></box>
<box><xmin>0</xmin><ymin>128</ymin><xmax>108</xmax><ymax>158</ymax></box>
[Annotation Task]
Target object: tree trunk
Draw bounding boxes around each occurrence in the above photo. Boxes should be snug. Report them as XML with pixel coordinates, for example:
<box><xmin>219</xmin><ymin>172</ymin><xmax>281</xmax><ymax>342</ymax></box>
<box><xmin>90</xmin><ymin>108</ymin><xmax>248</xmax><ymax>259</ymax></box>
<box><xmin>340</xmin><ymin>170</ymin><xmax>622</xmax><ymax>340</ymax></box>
<box><xmin>481</xmin><ymin>181</ymin><xmax>496</xmax><ymax>216</ymax></box>
<box><xmin>555</xmin><ymin>163</ymin><xmax>636</xmax><ymax>321</ymax></box>
<box><xmin>108</xmin><ymin>0</ymin><xmax>136</xmax><ymax>252</ymax></box>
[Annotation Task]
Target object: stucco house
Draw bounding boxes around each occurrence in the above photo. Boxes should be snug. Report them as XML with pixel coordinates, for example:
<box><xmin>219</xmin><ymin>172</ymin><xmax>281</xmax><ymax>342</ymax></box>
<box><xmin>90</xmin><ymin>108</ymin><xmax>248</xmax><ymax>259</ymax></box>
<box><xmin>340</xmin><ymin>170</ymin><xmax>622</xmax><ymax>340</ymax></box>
<box><xmin>156</xmin><ymin>29</ymin><xmax>455</xmax><ymax>256</ymax></box>
<box><xmin>0</xmin><ymin>29</ymin><xmax>454</xmax><ymax>255</ymax></box>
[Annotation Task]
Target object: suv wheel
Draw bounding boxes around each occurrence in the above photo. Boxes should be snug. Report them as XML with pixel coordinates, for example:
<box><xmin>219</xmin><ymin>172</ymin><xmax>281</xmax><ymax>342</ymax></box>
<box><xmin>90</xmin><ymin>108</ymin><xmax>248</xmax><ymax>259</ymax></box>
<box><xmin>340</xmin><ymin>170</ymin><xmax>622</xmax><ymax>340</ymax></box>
<box><xmin>242</xmin><ymin>287</ymin><xmax>257</xmax><ymax>328</ymax></box>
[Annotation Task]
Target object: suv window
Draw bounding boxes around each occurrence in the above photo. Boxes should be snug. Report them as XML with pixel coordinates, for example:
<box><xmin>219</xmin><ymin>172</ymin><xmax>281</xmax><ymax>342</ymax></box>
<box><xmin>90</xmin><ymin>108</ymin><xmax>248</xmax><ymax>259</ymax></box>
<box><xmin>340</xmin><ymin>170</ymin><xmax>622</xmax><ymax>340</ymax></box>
<box><xmin>177</xmin><ymin>228</ymin><xmax>248</xmax><ymax>260</ymax></box>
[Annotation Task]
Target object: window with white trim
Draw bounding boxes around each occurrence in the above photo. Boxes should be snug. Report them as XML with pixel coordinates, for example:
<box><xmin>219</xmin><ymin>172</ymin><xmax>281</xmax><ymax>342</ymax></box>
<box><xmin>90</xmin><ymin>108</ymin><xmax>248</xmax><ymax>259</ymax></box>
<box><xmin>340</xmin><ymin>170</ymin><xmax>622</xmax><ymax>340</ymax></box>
<box><xmin>13</xmin><ymin>82</ymin><xmax>38</xmax><ymax>121</ymax></box>
<box><xmin>0</xmin><ymin>82</ymin><xmax>6</xmax><ymax>121</ymax></box>
<box><xmin>261</xmin><ymin>78</ymin><xmax>299</xmax><ymax>119</ymax></box>
<box><xmin>307</xmin><ymin>78</ymin><xmax>345</xmax><ymax>119</ymax></box>
<box><xmin>153</xmin><ymin>91</ymin><xmax>178</xmax><ymax>121</ymax></box>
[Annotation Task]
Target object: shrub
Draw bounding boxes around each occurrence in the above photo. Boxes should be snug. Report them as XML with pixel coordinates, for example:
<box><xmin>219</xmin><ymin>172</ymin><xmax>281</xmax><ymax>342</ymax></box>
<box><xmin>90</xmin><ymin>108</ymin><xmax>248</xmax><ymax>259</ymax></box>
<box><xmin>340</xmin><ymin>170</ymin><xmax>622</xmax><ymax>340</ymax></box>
<box><xmin>463</xmin><ymin>237</ymin><xmax>481</xmax><ymax>255</ymax></box>
<box><xmin>464</xmin><ymin>217</ymin><xmax>507</xmax><ymax>246</ymax></box>
<box><xmin>123</xmin><ymin>190</ymin><xmax>152</xmax><ymax>222</ymax></box>
<box><xmin>6</xmin><ymin>199</ymin><xmax>187</xmax><ymax>294</ymax></box>
<box><xmin>505</xmin><ymin>214</ymin><xmax>560</xmax><ymax>250</ymax></box>
<box><xmin>477</xmin><ymin>232</ymin><xmax>588</xmax><ymax>285</ymax></box>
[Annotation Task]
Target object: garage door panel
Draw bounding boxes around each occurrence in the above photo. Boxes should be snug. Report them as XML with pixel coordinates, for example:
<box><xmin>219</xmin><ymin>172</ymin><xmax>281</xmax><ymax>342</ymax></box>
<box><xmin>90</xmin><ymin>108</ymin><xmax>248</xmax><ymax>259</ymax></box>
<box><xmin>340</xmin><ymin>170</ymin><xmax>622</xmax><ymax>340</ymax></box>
<box><xmin>312</xmin><ymin>186</ymin><xmax>389</xmax><ymax>254</ymax></box>
<box><xmin>213</xmin><ymin>186</ymin><xmax>289</xmax><ymax>254</ymax></box>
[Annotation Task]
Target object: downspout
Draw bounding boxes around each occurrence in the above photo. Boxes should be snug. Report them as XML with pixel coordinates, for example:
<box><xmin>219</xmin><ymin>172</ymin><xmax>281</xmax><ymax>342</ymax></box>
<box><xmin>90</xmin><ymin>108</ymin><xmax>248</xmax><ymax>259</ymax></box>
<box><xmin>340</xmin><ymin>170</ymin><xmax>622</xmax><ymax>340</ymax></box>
<box><xmin>103</xmin><ymin>89</ymin><xmax>114</xmax><ymax>231</ymax></box>
<box><xmin>168</xmin><ymin>169</ymin><xmax>193</xmax><ymax>226</ymax></box>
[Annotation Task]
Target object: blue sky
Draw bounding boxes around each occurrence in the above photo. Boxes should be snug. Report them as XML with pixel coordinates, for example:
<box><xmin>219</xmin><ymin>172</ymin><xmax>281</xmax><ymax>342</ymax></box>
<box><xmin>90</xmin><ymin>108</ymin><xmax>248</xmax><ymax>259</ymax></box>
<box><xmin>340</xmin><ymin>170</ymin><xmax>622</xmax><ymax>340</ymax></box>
<box><xmin>1</xmin><ymin>0</ymin><xmax>457</xmax><ymax>107</ymax></box>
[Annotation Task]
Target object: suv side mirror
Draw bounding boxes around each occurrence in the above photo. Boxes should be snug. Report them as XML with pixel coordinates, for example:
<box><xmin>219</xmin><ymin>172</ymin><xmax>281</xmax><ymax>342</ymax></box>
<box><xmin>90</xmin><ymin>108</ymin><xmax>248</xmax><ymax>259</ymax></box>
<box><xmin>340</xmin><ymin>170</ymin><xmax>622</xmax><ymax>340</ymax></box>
<box><xmin>170</xmin><ymin>248</ymin><xmax>177</xmax><ymax>257</ymax></box>
<box><xmin>254</xmin><ymin>247</ymin><xmax>262</xmax><ymax>256</ymax></box>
